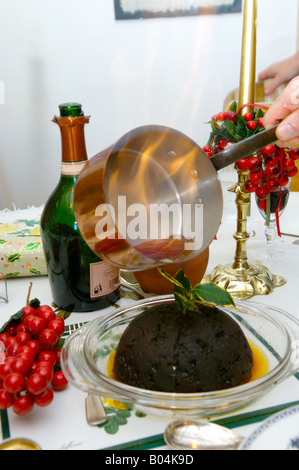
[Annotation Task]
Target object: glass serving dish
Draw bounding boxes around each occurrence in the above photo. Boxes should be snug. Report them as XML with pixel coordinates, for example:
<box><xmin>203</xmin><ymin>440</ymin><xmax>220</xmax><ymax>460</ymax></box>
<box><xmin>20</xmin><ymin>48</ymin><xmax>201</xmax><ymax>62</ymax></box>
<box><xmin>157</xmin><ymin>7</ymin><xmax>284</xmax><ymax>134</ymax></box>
<box><xmin>61</xmin><ymin>296</ymin><xmax>299</xmax><ymax>420</ymax></box>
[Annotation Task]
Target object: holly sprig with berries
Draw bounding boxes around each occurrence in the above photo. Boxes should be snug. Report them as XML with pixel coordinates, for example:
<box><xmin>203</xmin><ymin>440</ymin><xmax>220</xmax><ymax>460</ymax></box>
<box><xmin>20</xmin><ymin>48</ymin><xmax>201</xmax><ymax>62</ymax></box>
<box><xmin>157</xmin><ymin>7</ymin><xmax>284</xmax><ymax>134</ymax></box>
<box><xmin>203</xmin><ymin>101</ymin><xmax>299</xmax><ymax>228</ymax></box>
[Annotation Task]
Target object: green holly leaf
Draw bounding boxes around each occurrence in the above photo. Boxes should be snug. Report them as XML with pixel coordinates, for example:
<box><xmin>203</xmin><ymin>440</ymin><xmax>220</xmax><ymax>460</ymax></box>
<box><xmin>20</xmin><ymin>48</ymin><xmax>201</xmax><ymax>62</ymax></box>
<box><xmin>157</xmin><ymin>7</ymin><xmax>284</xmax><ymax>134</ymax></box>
<box><xmin>158</xmin><ymin>268</ymin><xmax>235</xmax><ymax>314</ymax></box>
<box><xmin>25</xmin><ymin>242</ymin><xmax>41</xmax><ymax>251</ymax></box>
<box><xmin>174</xmin><ymin>269</ymin><xmax>192</xmax><ymax>291</ymax></box>
<box><xmin>8</xmin><ymin>254</ymin><xmax>21</xmax><ymax>263</ymax></box>
<box><xmin>29</xmin><ymin>268</ymin><xmax>41</xmax><ymax>275</ymax></box>
<box><xmin>192</xmin><ymin>283</ymin><xmax>235</xmax><ymax>307</ymax></box>
<box><xmin>157</xmin><ymin>269</ymin><xmax>185</xmax><ymax>289</ymax></box>
<box><xmin>0</xmin><ymin>309</ymin><xmax>23</xmax><ymax>333</ymax></box>
<box><xmin>230</xmin><ymin>101</ymin><xmax>238</xmax><ymax>112</ymax></box>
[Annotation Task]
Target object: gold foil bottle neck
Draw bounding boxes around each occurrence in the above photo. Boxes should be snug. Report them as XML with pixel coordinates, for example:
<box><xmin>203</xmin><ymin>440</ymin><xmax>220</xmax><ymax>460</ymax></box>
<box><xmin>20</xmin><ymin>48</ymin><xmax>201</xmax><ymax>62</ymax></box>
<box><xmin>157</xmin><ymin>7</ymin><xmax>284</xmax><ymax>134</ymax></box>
<box><xmin>53</xmin><ymin>115</ymin><xmax>90</xmax><ymax>163</ymax></box>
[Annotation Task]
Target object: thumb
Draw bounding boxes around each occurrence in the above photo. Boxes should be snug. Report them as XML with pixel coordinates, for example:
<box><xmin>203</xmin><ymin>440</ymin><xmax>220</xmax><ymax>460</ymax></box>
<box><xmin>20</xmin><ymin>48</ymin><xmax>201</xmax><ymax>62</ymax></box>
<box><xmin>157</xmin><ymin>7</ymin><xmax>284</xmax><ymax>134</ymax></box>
<box><xmin>276</xmin><ymin>108</ymin><xmax>299</xmax><ymax>143</ymax></box>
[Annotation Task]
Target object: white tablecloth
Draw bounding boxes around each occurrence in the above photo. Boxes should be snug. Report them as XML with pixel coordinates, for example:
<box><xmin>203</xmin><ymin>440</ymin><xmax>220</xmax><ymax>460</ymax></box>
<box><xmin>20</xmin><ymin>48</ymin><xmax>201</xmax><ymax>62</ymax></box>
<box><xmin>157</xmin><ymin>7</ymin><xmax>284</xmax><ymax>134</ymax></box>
<box><xmin>0</xmin><ymin>191</ymin><xmax>298</xmax><ymax>450</ymax></box>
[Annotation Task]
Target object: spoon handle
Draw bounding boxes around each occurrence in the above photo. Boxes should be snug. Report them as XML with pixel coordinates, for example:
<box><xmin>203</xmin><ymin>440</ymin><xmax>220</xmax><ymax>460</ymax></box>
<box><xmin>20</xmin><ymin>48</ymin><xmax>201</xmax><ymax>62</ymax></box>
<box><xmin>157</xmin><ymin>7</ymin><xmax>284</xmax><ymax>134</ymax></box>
<box><xmin>211</xmin><ymin>124</ymin><xmax>279</xmax><ymax>171</ymax></box>
<box><xmin>85</xmin><ymin>393</ymin><xmax>107</xmax><ymax>426</ymax></box>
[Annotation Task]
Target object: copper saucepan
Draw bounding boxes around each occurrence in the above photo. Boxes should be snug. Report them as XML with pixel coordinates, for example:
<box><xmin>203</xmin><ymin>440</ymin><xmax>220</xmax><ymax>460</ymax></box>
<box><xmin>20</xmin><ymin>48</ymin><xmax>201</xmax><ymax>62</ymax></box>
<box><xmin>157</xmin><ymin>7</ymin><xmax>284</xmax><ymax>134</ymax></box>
<box><xmin>74</xmin><ymin>124</ymin><xmax>278</xmax><ymax>271</ymax></box>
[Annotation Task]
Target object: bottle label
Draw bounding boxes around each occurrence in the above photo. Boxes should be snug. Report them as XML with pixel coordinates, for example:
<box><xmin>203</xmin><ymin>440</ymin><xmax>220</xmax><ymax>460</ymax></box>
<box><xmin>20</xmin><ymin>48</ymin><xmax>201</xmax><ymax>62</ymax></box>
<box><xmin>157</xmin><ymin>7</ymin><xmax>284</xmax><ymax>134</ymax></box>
<box><xmin>61</xmin><ymin>161</ymin><xmax>87</xmax><ymax>176</ymax></box>
<box><xmin>90</xmin><ymin>261</ymin><xmax>120</xmax><ymax>298</ymax></box>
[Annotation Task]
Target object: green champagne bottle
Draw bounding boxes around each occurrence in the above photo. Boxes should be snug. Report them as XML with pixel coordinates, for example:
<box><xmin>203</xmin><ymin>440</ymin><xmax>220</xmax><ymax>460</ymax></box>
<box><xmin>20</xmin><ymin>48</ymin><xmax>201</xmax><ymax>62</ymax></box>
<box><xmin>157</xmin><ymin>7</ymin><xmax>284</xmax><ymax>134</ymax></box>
<box><xmin>40</xmin><ymin>103</ymin><xmax>120</xmax><ymax>312</ymax></box>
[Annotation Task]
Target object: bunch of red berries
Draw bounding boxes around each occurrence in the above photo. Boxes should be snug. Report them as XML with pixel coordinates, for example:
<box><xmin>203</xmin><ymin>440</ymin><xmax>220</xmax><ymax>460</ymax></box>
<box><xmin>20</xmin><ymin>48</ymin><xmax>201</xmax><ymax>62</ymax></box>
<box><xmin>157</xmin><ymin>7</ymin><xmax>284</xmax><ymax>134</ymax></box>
<box><xmin>240</xmin><ymin>145</ymin><xmax>298</xmax><ymax>200</ymax></box>
<box><xmin>0</xmin><ymin>303</ymin><xmax>68</xmax><ymax>416</ymax></box>
<box><xmin>203</xmin><ymin>102</ymin><xmax>299</xmax><ymax>200</ymax></box>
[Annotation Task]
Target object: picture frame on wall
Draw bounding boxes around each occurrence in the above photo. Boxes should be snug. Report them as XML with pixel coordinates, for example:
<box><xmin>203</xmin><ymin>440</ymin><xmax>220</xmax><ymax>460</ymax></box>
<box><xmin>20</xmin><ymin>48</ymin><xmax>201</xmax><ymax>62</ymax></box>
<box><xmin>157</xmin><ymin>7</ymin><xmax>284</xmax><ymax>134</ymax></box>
<box><xmin>114</xmin><ymin>0</ymin><xmax>242</xmax><ymax>20</ymax></box>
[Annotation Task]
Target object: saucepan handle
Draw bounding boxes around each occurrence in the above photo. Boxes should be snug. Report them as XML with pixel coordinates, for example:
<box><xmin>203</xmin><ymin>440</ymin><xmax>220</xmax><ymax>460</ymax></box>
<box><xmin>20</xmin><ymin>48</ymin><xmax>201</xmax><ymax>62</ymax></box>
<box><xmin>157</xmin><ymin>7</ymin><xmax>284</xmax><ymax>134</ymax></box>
<box><xmin>211</xmin><ymin>124</ymin><xmax>279</xmax><ymax>171</ymax></box>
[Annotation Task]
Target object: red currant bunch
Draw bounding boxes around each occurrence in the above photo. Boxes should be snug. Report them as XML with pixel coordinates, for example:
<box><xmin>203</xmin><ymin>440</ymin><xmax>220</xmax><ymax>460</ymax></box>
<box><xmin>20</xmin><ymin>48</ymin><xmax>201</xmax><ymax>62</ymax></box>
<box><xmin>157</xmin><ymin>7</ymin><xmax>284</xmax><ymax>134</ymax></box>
<box><xmin>205</xmin><ymin>101</ymin><xmax>299</xmax><ymax>200</ymax></box>
<box><xmin>242</xmin><ymin>145</ymin><xmax>298</xmax><ymax>200</ymax></box>
<box><xmin>205</xmin><ymin>102</ymin><xmax>266</xmax><ymax>158</ymax></box>
<box><xmin>0</xmin><ymin>303</ymin><xmax>68</xmax><ymax>416</ymax></box>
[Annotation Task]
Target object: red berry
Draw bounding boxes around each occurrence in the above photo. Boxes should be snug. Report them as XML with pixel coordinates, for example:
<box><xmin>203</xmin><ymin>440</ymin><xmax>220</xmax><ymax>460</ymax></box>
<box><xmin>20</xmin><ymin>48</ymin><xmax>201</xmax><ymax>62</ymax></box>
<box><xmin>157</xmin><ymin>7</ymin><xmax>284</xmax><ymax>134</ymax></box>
<box><xmin>265</xmin><ymin>164</ymin><xmax>280</xmax><ymax>179</ymax></box>
<box><xmin>16</xmin><ymin>331</ymin><xmax>32</xmax><ymax>346</ymax></box>
<box><xmin>10</xmin><ymin>357</ymin><xmax>31</xmax><ymax>376</ymax></box>
<box><xmin>0</xmin><ymin>362</ymin><xmax>11</xmax><ymax>380</ymax></box>
<box><xmin>227</xmin><ymin>110</ymin><xmax>238</xmax><ymax>122</ymax></box>
<box><xmin>289</xmin><ymin>147</ymin><xmax>299</xmax><ymax>161</ymax></box>
<box><xmin>16</xmin><ymin>323</ymin><xmax>26</xmax><ymax>334</ymax></box>
<box><xmin>213</xmin><ymin>146</ymin><xmax>223</xmax><ymax>155</ymax></box>
<box><xmin>256</xmin><ymin>187</ymin><xmax>270</xmax><ymax>200</ymax></box>
<box><xmin>51</xmin><ymin>371</ymin><xmax>68</xmax><ymax>391</ymax></box>
<box><xmin>5</xmin><ymin>336</ymin><xmax>17</xmax><ymax>348</ymax></box>
<box><xmin>0</xmin><ymin>389</ymin><xmax>14</xmax><ymax>409</ymax></box>
<box><xmin>263</xmin><ymin>154</ymin><xmax>279</xmax><ymax>166</ymax></box>
<box><xmin>257</xmin><ymin>118</ymin><xmax>264</xmax><ymax>128</ymax></box>
<box><xmin>218</xmin><ymin>139</ymin><xmax>228</xmax><ymax>149</ymax></box>
<box><xmin>5</xmin><ymin>322</ymin><xmax>18</xmax><ymax>337</ymax></box>
<box><xmin>25</xmin><ymin>340</ymin><xmax>41</xmax><ymax>358</ymax></box>
<box><xmin>282</xmin><ymin>157</ymin><xmax>295</xmax><ymax>172</ymax></box>
<box><xmin>217</xmin><ymin>112</ymin><xmax>227</xmax><ymax>121</ymax></box>
<box><xmin>281</xmin><ymin>175</ymin><xmax>290</xmax><ymax>187</ymax></box>
<box><xmin>22</xmin><ymin>306</ymin><xmax>37</xmax><ymax>319</ymax></box>
<box><xmin>24</xmin><ymin>314</ymin><xmax>37</xmax><ymax>331</ymax></box>
<box><xmin>38</xmin><ymin>350</ymin><xmax>56</xmax><ymax>366</ymax></box>
<box><xmin>245</xmin><ymin>181</ymin><xmax>258</xmax><ymax>193</ymax></box>
<box><xmin>266</xmin><ymin>178</ymin><xmax>280</xmax><ymax>193</ymax></box>
<box><xmin>35</xmin><ymin>364</ymin><xmax>53</xmax><ymax>384</ymax></box>
<box><xmin>286</xmin><ymin>166</ymin><xmax>299</xmax><ymax>178</ymax></box>
<box><xmin>0</xmin><ymin>333</ymin><xmax>10</xmax><ymax>345</ymax></box>
<box><xmin>244</xmin><ymin>112</ymin><xmax>253</xmax><ymax>121</ymax></box>
<box><xmin>17</xmin><ymin>345</ymin><xmax>36</xmax><ymax>361</ymax></box>
<box><xmin>34</xmin><ymin>387</ymin><xmax>54</xmax><ymax>408</ymax></box>
<box><xmin>247</xmin><ymin>121</ymin><xmax>256</xmax><ymax>131</ymax></box>
<box><xmin>261</xmin><ymin>145</ymin><xmax>276</xmax><ymax>158</ymax></box>
<box><xmin>12</xmin><ymin>395</ymin><xmax>34</xmax><ymax>416</ymax></box>
<box><xmin>247</xmin><ymin>157</ymin><xmax>261</xmax><ymax>172</ymax></box>
<box><xmin>6</xmin><ymin>341</ymin><xmax>21</xmax><ymax>357</ymax></box>
<box><xmin>250</xmin><ymin>171</ymin><xmax>264</xmax><ymax>184</ymax></box>
<box><xmin>26</xmin><ymin>373</ymin><xmax>47</xmax><ymax>395</ymax></box>
<box><xmin>48</xmin><ymin>319</ymin><xmax>65</xmax><ymax>337</ymax></box>
<box><xmin>37</xmin><ymin>306</ymin><xmax>56</xmax><ymax>324</ymax></box>
<box><xmin>39</xmin><ymin>329</ymin><xmax>58</xmax><ymax>351</ymax></box>
<box><xmin>236</xmin><ymin>158</ymin><xmax>249</xmax><ymax>171</ymax></box>
<box><xmin>4</xmin><ymin>373</ymin><xmax>25</xmax><ymax>394</ymax></box>
<box><xmin>28</xmin><ymin>316</ymin><xmax>48</xmax><ymax>337</ymax></box>
<box><xmin>54</xmin><ymin>348</ymin><xmax>61</xmax><ymax>367</ymax></box>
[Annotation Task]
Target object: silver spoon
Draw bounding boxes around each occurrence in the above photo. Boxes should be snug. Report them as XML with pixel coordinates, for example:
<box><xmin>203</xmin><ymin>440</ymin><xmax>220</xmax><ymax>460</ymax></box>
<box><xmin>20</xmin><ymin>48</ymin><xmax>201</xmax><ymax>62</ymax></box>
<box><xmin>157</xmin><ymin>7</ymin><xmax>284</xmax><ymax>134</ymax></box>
<box><xmin>164</xmin><ymin>420</ymin><xmax>244</xmax><ymax>451</ymax></box>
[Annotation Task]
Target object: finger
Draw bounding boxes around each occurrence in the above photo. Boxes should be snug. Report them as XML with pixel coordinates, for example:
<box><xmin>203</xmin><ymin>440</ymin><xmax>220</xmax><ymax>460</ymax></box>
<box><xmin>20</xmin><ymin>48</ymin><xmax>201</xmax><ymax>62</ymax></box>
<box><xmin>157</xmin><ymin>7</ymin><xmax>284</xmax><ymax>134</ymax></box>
<box><xmin>276</xmin><ymin>108</ymin><xmax>299</xmax><ymax>143</ymax></box>
<box><xmin>263</xmin><ymin>78</ymin><xmax>282</xmax><ymax>96</ymax></box>
<box><xmin>263</xmin><ymin>77</ymin><xmax>299</xmax><ymax>128</ymax></box>
<box><xmin>258</xmin><ymin>70</ymin><xmax>274</xmax><ymax>81</ymax></box>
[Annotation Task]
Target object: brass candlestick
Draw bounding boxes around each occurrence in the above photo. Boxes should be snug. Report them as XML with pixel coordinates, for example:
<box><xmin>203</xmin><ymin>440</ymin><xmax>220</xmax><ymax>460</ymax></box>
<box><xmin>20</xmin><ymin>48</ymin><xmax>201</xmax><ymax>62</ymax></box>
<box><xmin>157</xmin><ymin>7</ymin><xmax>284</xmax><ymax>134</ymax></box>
<box><xmin>204</xmin><ymin>0</ymin><xmax>286</xmax><ymax>299</ymax></box>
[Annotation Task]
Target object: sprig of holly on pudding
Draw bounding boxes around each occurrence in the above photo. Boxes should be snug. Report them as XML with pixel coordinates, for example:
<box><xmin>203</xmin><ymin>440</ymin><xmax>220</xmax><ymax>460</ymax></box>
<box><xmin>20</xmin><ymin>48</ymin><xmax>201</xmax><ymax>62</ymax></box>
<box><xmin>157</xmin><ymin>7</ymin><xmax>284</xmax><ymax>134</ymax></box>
<box><xmin>113</xmin><ymin>272</ymin><xmax>253</xmax><ymax>394</ymax></box>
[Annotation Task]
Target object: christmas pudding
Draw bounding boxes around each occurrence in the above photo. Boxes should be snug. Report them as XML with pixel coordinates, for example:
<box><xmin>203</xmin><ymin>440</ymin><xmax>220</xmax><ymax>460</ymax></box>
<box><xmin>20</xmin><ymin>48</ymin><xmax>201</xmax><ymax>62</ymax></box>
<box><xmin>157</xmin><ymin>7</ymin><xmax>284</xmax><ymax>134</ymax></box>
<box><xmin>113</xmin><ymin>270</ymin><xmax>253</xmax><ymax>393</ymax></box>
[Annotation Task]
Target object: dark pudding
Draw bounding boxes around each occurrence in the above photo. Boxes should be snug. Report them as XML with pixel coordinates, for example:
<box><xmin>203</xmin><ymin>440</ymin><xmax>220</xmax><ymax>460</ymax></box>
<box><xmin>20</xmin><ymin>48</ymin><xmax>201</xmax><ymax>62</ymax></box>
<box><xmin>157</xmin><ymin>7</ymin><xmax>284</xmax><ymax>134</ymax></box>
<box><xmin>113</xmin><ymin>303</ymin><xmax>253</xmax><ymax>393</ymax></box>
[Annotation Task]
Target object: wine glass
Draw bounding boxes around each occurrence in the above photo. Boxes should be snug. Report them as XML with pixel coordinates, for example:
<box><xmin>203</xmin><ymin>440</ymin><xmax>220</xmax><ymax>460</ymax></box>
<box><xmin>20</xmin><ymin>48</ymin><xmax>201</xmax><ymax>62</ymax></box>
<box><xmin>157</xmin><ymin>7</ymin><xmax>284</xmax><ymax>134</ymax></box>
<box><xmin>255</xmin><ymin>183</ymin><xmax>291</xmax><ymax>262</ymax></box>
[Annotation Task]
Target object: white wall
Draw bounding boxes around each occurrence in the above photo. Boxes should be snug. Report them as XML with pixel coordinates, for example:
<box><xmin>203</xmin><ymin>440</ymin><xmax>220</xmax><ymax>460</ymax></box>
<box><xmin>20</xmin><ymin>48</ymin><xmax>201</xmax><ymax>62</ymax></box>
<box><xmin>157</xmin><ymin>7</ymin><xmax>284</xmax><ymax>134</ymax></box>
<box><xmin>0</xmin><ymin>0</ymin><xmax>297</xmax><ymax>210</ymax></box>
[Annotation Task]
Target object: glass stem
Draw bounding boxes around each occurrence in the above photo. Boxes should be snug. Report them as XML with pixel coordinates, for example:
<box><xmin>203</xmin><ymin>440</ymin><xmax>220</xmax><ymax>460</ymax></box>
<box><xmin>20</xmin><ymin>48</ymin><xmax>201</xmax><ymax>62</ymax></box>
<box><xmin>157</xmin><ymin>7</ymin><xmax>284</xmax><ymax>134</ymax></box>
<box><xmin>264</xmin><ymin>221</ymin><xmax>277</xmax><ymax>247</ymax></box>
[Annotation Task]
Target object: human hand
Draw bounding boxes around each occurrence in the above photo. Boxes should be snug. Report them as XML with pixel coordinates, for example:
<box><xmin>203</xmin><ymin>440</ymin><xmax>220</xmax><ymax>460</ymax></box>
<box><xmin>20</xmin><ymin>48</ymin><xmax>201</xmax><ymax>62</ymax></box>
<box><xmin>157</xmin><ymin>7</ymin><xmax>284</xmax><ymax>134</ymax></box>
<box><xmin>258</xmin><ymin>52</ymin><xmax>299</xmax><ymax>95</ymax></box>
<box><xmin>263</xmin><ymin>76</ymin><xmax>299</xmax><ymax>147</ymax></box>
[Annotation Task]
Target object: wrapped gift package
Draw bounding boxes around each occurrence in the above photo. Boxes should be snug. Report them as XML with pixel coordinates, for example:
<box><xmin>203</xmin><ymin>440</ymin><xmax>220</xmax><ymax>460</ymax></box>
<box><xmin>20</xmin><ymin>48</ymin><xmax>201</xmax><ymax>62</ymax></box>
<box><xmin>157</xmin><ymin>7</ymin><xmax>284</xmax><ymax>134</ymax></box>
<box><xmin>0</xmin><ymin>206</ymin><xmax>47</xmax><ymax>278</ymax></box>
